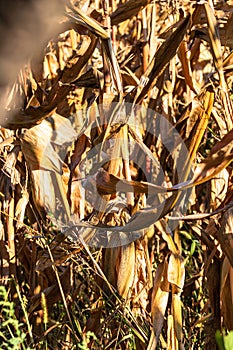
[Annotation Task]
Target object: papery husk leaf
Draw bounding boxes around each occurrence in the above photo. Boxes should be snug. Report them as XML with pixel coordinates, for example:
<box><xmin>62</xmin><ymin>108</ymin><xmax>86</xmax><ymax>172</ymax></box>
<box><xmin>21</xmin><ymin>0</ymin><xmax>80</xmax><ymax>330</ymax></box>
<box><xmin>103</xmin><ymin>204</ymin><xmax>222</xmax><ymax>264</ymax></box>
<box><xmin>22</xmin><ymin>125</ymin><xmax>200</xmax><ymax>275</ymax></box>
<box><xmin>155</xmin><ymin>220</ymin><xmax>178</xmax><ymax>255</ymax></box>
<box><xmin>211</xmin><ymin>168</ymin><xmax>229</xmax><ymax>209</ymax></box>
<box><xmin>133</xmin><ymin>238</ymin><xmax>152</xmax><ymax>305</ymax></box>
<box><xmin>172</xmin><ymin>293</ymin><xmax>184</xmax><ymax>349</ymax></box>
<box><xmin>15</xmin><ymin>190</ymin><xmax>29</xmax><ymax>227</ymax></box>
<box><xmin>148</xmin><ymin>261</ymin><xmax>170</xmax><ymax>350</ymax></box>
<box><xmin>20</xmin><ymin>113</ymin><xmax>75</xmax><ymax>223</ymax></box>
<box><xmin>167</xmin><ymin>314</ymin><xmax>177</xmax><ymax>350</ymax></box>
<box><xmin>116</xmin><ymin>242</ymin><xmax>135</xmax><ymax>298</ymax></box>
<box><xmin>103</xmin><ymin>247</ymin><xmax>119</xmax><ymax>290</ymax></box>
<box><xmin>168</xmin><ymin>253</ymin><xmax>185</xmax><ymax>292</ymax></box>
<box><xmin>31</xmin><ymin>170</ymin><xmax>71</xmax><ymax>224</ymax></box>
<box><xmin>2</xmin><ymin>146</ymin><xmax>20</xmax><ymax>185</ymax></box>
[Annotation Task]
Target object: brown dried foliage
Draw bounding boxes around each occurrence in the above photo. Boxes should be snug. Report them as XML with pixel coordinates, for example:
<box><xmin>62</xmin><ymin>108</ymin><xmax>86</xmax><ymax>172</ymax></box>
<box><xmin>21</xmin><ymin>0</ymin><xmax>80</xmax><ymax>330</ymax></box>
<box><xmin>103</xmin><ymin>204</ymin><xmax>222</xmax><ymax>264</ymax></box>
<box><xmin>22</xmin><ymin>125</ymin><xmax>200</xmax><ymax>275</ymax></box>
<box><xmin>0</xmin><ymin>0</ymin><xmax>233</xmax><ymax>349</ymax></box>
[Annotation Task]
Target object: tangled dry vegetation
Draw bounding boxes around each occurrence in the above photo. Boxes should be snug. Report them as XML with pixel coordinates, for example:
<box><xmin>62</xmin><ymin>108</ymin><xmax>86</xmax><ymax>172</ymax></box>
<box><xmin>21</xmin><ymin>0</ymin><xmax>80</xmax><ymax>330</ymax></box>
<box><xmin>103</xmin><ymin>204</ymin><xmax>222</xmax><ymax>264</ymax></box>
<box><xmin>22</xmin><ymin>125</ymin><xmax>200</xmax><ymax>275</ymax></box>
<box><xmin>1</xmin><ymin>0</ymin><xmax>233</xmax><ymax>349</ymax></box>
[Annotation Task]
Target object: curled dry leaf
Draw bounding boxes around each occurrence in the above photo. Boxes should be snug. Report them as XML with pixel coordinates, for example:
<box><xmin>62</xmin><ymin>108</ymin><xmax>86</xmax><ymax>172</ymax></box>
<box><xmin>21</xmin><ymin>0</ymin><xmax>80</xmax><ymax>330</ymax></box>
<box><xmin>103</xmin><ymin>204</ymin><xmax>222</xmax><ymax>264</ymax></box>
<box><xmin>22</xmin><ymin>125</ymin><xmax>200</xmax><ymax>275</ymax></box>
<box><xmin>94</xmin><ymin>168</ymin><xmax>172</xmax><ymax>195</ymax></box>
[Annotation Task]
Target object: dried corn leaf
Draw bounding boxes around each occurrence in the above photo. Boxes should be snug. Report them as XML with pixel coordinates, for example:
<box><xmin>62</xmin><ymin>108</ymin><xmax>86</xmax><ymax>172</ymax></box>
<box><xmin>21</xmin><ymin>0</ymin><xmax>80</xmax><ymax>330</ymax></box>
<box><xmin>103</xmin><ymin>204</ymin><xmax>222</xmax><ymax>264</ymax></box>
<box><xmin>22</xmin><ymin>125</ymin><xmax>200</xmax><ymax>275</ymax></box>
<box><xmin>103</xmin><ymin>247</ymin><xmax>119</xmax><ymax>290</ymax></box>
<box><xmin>166</xmin><ymin>202</ymin><xmax>233</xmax><ymax>221</ymax></box>
<box><xmin>73</xmin><ymin>68</ymin><xmax>103</xmax><ymax>88</ymax></box>
<box><xmin>67</xmin><ymin>7</ymin><xmax>122</xmax><ymax>92</ymax></box>
<box><xmin>173</xmin><ymin>129</ymin><xmax>233</xmax><ymax>189</ymax></box>
<box><xmin>2</xmin><ymin>105</ymin><xmax>55</xmax><ymax>129</ymax></box>
<box><xmin>60</xmin><ymin>35</ymin><xmax>98</xmax><ymax>84</ymax></box>
<box><xmin>190</xmin><ymin>3</ymin><xmax>204</xmax><ymax>27</ymax></box>
<box><xmin>94</xmin><ymin>168</ymin><xmax>173</xmax><ymax>195</ymax></box>
<box><xmin>2</xmin><ymin>1</ymin><xmax>233</xmax><ymax>348</ymax></box>
<box><xmin>135</xmin><ymin>14</ymin><xmax>190</xmax><ymax>104</ymax></box>
<box><xmin>67</xmin><ymin>7</ymin><xmax>109</xmax><ymax>40</ymax></box>
<box><xmin>178</xmin><ymin>41</ymin><xmax>198</xmax><ymax>94</ymax></box>
<box><xmin>203</xmin><ymin>2</ymin><xmax>233</xmax><ymax>123</ymax></box>
<box><xmin>160</xmin><ymin>89</ymin><xmax>214</xmax><ymax>220</ymax></box>
<box><xmin>203</xmin><ymin>2</ymin><xmax>224</xmax><ymax>85</ymax></box>
<box><xmin>110</xmin><ymin>0</ymin><xmax>151</xmax><ymax>26</ymax></box>
<box><xmin>187</xmin><ymin>88</ymin><xmax>214</xmax><ymax>165</ymax></box>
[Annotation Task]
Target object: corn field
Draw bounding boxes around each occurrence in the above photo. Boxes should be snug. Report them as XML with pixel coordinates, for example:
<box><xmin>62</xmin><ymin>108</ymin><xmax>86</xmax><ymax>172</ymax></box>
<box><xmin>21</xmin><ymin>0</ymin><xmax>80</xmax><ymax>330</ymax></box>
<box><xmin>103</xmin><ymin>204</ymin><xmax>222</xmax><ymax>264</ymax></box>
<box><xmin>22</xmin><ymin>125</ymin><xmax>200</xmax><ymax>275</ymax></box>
<box><xmin>0</xmin><ymin>0</ymin><xmax>233</xmax><ymax>349</ymax></box>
